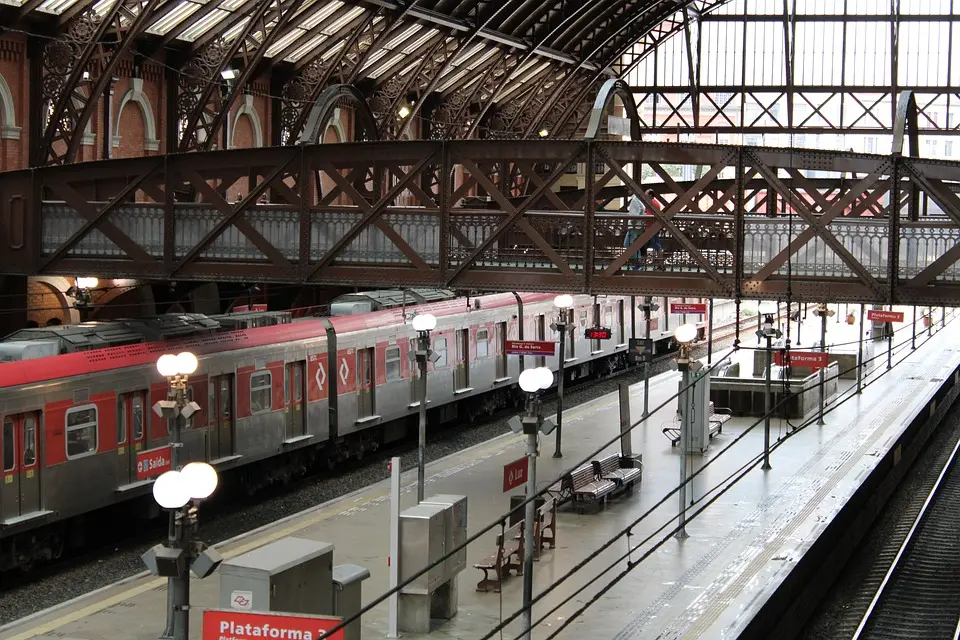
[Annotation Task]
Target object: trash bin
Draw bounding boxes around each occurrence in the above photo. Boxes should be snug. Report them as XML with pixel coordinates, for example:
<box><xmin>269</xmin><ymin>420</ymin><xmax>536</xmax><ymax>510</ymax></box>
<box><xmin>509</xmin><ymin>494</ymin><xmax>545</xmax><ymax>527</ymax></box>
<box><xmin>332</xmin><ymin>564</ymin><xmax>371</xmax><ymax>640</ymax></box>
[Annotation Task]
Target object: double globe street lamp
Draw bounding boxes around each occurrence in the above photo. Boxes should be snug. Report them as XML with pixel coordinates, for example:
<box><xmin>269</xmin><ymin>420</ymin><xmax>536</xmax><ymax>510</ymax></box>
<box><xmin>512</xmin><ymin>366</ymin><xmax>556</xmax><ymax>640</ymax></box>
<box><xmin>673</xmin><ymin>324</ymin><xmax>699</xmax><ymax>540</ymax></box>
<box><xmin>143</xmin><ymin>352</ymin><xmax>221</xmax><ymax>640</ymax></box>
<box><xmin>410</xmin><ymin>313</ymin><xmax>439</xmax><ymax>503</ymax></box>
<box><xmin>550</xmin><ymin>295</ymin><xmax>573</xmax><ymax>458</ymax></box>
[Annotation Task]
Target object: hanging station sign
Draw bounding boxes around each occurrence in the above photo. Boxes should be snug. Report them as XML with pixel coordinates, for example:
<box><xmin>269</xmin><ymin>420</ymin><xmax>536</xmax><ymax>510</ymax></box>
<box><xmin>505</xmin><ymin>341</ymin><xmax>556</xmax><ymax>356</ymax></box>
<box><xmin>670</xmin><ymin>303</ymin><xmax>707</xmax><ymax>315</ymax></box>
<box><xmin>867</xmin><ymin>309</ymin><xmax>905</xmax><ymax>323</ymax></box>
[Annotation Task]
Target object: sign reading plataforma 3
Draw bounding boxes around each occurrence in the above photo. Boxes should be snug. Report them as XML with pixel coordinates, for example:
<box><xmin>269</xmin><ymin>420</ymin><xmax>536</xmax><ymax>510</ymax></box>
<box><xmin>203</xmin><ymin>609</ymin><xmax>344</xmax><ymax>640</ymax></box>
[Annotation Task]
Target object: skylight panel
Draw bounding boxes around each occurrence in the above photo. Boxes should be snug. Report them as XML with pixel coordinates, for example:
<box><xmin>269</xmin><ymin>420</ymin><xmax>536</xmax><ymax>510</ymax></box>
<box><xmin>37</xmin><ymin>0</ymin><xmax>82</xmax><ymax>14</ymax></box>
<box><xmin>148</xmin><ymin>1</ymin><xmax>202</xmax><ymax>36</ymax></box>
<box><xmin>402</xmin><ymin>29</ymin><xmax>436</xmax><ymax>55</ymax></box>
<box><xmin>301</xmin><ymin>0</ymin><xmax>342</xmax><ymax>30</ymax></box>
<box><xmin>286</xmin><ymin>33</ymin><xmax>329</xmax><ymax>62</ymax></box>
<box><xmin>180</xmin><ymin>8</ymin><xmax>229</xmax><ymax>41</ymax></box>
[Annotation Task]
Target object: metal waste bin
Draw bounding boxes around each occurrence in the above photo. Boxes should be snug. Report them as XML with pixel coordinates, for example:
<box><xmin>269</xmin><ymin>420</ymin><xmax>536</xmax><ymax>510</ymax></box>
<box><xmin>332</xmin><ymin>564</ymin><xmax>370</xmax><ymax>640</ymax></box>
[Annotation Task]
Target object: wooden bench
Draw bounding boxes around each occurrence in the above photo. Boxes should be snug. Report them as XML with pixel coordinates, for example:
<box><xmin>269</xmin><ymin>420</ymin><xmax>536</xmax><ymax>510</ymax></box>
<box><xmin>709</xmin><ymin>401</ymin><xmax>732</xmax><ymax>439</ymax></box>
<box><xmin>474</xmin><ymin>520</ymin><xmax>524</xmax><ymax>592</ymax></box>
<box><xmin>535</xmin><ymin>497</ymin><xmax>557</xmax><ymax>557</ymax></box>
<box><xmin>592</xmin><ymin>454</ymin><xmax>642</xmax><ymax>493</ymax></box>
<box><xmin>663</xmin><ymin>402</ymin><xmax>733</xmax><ymax>446</ymax></box>
<box><xmin>563</xmin><ymin>463</ymin><xmax>616</xmax><ymax>513</ymax></box>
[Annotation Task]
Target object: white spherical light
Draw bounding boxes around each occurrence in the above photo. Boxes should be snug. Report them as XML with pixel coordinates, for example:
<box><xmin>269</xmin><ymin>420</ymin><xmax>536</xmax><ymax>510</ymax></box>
<box><xmin>412</xmin><ymin>313</ymin><xmax>437</xmax><ymax>332</ymax></box>
<box><xmin>534</xmin><ymin>367</ymin><xmax>554</xmax><ymax>390</ymax></box>
<box><xmin>674</xmin><ymin>323</ymin><xmax>698</xmax><ymax>345</ymax></box>
<box><xmin>554</xmin><ymin>294</ymin><xmax>574</xmax><ymax>309</ymax></box>
<box><xmin>181</xmin><ymin>462</ymin><xmax>218</xmax><ymax>500</ymax></box>
<box><xmin>518</xmin><ymin>369</ymin><xmax>540</xmax><ymax>393</ymax></box>
<box><xmin>176</xmin><ymin>352</ymin><xmax>198</xmax><ymax>375</ymax></box>
<box><xmin>156</xmin><ymin>354</ymin><xmax>179</xmax><ymax>377</ymax></box>
<box><xmin>76</xmin><ymin>277</ymin><xmax>99</xmax><ymax>289</ymax></box>
<box><xmin>153</xmin><ymin>470</ymin><xmax>190</xmax><ymax>509</ymax></box>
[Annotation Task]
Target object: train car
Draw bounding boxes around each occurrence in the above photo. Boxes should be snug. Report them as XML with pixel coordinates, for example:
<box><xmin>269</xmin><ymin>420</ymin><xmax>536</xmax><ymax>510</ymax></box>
<box><xmin>0</xmin><ymin>291</ymin><xmax>712</xmax><ymax>571</ymax></box>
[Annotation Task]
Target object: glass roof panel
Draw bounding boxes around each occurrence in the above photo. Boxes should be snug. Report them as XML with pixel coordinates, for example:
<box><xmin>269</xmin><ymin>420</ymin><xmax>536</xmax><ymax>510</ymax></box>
<box><xmin>324</xmin><ymin>6</ymin><xmax>365</xmax><ymax>34</ymax></box>
<box><xmin>402</xmin><ymin>29</ymin><xmax>437</xmax><ymax>54</ymax></box>
<box><xmin>37</xmin><ymin>0</ymin><xmax>83</xmax><ymax>14</ymax></box>
<box><xmin>368</xmin><ymin>53</ymin><xmax>405</xmax><ymax>78</ymax></box>
<box><xmin>148</xmin><ymin>1</ymin><xmax>201</xmax><ymax>35</ymax></box>
<box><xmin>301</xmin><ymin>0</ymin><xmax>342</xmax><ymax>29</ymax></box>
<box><xmin>384</xmin><ymin>25</ymin><xmax>423</xmax><ymax>51</ymax></box>
<box><xmin>219</xmin><ymin>15</ymin><xmax>250</xmax><ymax>43</ymax></box>
<box><xmin>286</xmin><ymin>32</ymin><xmax>329</xmax><ymax>62</ymax></box>
<box><xmin>180</xmin><ymin>8</ymin><xmax>230</xmax><ymax>41</ymax></box>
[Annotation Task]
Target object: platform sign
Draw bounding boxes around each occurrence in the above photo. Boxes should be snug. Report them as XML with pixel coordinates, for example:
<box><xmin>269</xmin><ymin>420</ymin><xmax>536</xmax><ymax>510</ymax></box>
<box><xmin>670</xmin><ymin>303</ymin><xmax>707</xmax><ymax>315</ymax></box>
<box><xmin>135</xmin><ymin>445</ymin><xmax>172</xmax><ymax>481</ymax></box>
<box><xmin>867</xmin><ymin>309</ymin><xmax>905</xmax><ymax>323</ymax></box>
<box><xmin>503</xmin><ymin>457</ymin><xmax>528</xmax><ymax>493</ymax></box>
<box><xmin>585</xmin><ymin>327</ymin><xmax>613</xmax><ymax>340</ymax></box>
<box><xmin>774</xmin><ymin>351</ymin><xmax>829</xmax><ymax>370</ymax></box>
<box><xmin>505</xmin><ymin>340</ymin><xmax>556</xmax><ymax>356</ymax></box>
<box><xmin>203</xmin><ymin>609</ymin><xmax>344</xmax><ymax>640</ymax></box>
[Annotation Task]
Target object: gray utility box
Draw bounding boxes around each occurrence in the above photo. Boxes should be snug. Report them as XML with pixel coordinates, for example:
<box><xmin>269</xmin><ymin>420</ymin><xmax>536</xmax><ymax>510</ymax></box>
<box><xmin>678</xmin><ymin>368</ymin><xmax>711</xmax><ymax>453</ymax></box>
<box><xmin>332</xmin><ymin>564</ymin><xmax>370</xmax><ymax>640</ymax></box>
<box><xmin>399</xmin><ymin>503</ymin><xmax>447</xmax><ymax>595</ymax></box>
<box><xmin>420</xmin><ymin>494</ymin><xmax>468</xmax><ymax>577</ymax></box>
<box><xmin>218</xmin><ymin>537</ymin><xmax>335</xmax><ymax>616</ymax></box>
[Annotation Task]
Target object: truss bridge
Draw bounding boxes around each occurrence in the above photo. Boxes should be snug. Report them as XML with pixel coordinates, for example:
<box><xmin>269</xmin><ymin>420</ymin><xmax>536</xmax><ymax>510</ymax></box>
<box><xmin>1</xmin><ymin>139</ymin><xmax>958</xmax><ymax>305</ymax></box>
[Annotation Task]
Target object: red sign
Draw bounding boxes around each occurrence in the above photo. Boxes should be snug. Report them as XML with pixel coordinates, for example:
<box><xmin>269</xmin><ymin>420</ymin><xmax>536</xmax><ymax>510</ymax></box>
<box><xmin>232</xmin><ymin>304</ymin><xmax>268</xmax><ymax>313</ymax></box>
<box><xmin>774</xmin><ymin>350</ymin><xmax>829</xmax><ymax>370</ymax></box>
<box><xmin>203</xmin><ymin>609</ymin><xmax>344</xmax><ymax>640</ymax></box>
<box><xmin>867</xmin><ymin>309</ymin><xmax>905</xmax><ymax>323</ymax></box>
<box><xmin>503</xmin><ymin>457</ymin><xmax>528</xmax><ymax>492</ymax></box>
<box><xmin>136</xmin><ymin>445</ymin><xmax>172</xmax><ymax>481</ymax></box>
<box><xmin>585</xmin><ymin>327</ymin><xmax>612</xmax><ymax>340</ymax></box>
<box><xmin>670</xmin><ymin>303</ymin><xmax>707</xmax><ymax>315</ymax></box>
<box><xmin>505</xmin><ymin>340</ymin><xmax>556</xmax><ymax>356</ymax></box>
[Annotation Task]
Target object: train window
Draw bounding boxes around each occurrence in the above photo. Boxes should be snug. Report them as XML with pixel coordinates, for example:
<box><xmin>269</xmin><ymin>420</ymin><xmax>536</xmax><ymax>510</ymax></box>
<box><xmin>250</xmin><ymin>372</ymin><xmax>272</xmax><ymax>414</ymax></box>
<box><xmin>133</xmin><ymin>396</ymin><xmax>144</xmax><ymax>439</ymax></box>
<box><xmin>116</xmin><ymin>397</ymin><xmax>126</xmax><ymax>445</ymax></box>
<box><xmin>433</xmin><ymin>337</ymin><xmax>448</xmax><ymax>368</ymax></box>
<box><xmin>23</xmin><ymin>417</ymin><xmax>36</xmax><ymax>467</ymax></box>
<box><xmin>386</xmin><ymin>346</ymin><xmax>401</xmax><ymax>381</ymax></box>
<box><xmin>65</xmin><ymin>405</ymin><xmax>98</xmax><ymax>459</ymax></box>
<box><xmin>579</xmin><ymin>310</ymin><xmax>588</xmax><ymax>329</ymax></box>
<box><xmin>477</xmin><ymin>330</ymin><xmax>489</xmax><ymax>358</ymax></box>
<box><xmin>3</xmin><ymin>419</ymin><xmax>13</xmax><ymax>472</ymax></box>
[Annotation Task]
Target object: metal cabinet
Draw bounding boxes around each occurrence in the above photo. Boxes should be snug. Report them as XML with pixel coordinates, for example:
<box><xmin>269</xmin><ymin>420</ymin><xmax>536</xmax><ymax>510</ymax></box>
<box><xmin>421</xmin><ymin>494</ymin><xmax>467</xmax><ymax>577</ymax></box>
<box><xmin>399</xmin><ymin>503</ymin><xmax>447</xmax><ymax>595</ymax></box>
<box><xmin>218</xmin><ymin>537</ymin><xmax>335</xmax><ymax>616</ymax></box>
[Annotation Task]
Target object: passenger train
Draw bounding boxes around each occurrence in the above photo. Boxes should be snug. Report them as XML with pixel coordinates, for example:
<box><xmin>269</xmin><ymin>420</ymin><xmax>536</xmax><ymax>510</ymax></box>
<box><xmin>0</xmin><ymin>290</ymin><xmax>714</xmax><ymax>572</ymax></box>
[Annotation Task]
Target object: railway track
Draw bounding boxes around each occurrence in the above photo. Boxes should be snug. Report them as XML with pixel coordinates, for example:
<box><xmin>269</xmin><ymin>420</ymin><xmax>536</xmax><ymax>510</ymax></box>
<box><xmin>850</xmin><ymin>427</ymin><xmax>960</xmax><ymax>639</ymax></box>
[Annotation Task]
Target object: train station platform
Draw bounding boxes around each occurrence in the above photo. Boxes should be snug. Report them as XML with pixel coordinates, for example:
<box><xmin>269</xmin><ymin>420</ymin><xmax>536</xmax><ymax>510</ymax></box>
<box><xmin>3</xmin><ymin>313</ymin><xmax>960</xmax><ymax>640</ymax></box>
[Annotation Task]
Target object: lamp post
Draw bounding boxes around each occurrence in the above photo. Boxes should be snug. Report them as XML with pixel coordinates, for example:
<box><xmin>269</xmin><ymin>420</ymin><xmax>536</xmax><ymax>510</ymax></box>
<box><xmin>148</xmin><ymin>352</ymin><xmax>222</xmax><ymax>640</ymax></box>
<box><xmin>145</xmin><ymin>463</ymin><xmax>222</xmax><ymax>640</ymax></box>
<box><xmin>812</xmin><ymin>304</ymin><xmax>834</xmax><ymax>425</ymax></box>
<box><xmin>641</xmin><ymin>297</ymin><xmax>660</xmax><ymax>418</ymax></box>
<box><xmin>511</xmin><ymin>367</ymin><xmax>556</xmax><ymax>640</ymax></box>
<box><xmin>411</xmin><ymin>313</ymin><xmax>438</xmax><ymax>503</ymax></box>
<box><xmin>756</xmin><ymin>310</ymin><xmax>782</xmax><ymax>471</ymax></box>
<box><xmin>673</xmin><ymin>323</ymin><xmax>699</xmax><ymax>540</ymax></box>
<box><xmin>66</xmin><ymin>277</ymin><xmax>98</xmax><ymax>321</ymax></box>
<box><xmin>550</xmin><ymin>295</ymin><xmax>573</xmax><ymax>458</ymax></box>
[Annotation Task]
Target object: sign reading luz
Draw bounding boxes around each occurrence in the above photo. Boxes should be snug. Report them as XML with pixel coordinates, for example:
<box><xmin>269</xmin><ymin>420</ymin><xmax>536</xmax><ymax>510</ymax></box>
<box><xmin>203</xmin><ymin>609</ymin><xmax>344</xmax><ymax>640</ymax></box>
<box><xmin>503</xmin><ymin>457</ymin><xmax>527</xmax><ymax>492</ymax></box>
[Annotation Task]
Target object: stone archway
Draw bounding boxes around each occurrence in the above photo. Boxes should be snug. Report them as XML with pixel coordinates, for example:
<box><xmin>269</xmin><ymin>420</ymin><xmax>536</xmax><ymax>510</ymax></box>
<box><xmin>27</xmin><ymin>277</ymin><xmax>75</xmax><ymax>326</ymax></box>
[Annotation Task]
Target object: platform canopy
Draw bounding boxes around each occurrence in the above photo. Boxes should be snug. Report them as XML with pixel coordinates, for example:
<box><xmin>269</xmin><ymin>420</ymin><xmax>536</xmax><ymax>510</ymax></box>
<box><xmin>7</xmin><ymin>0</ymin><xmax>727</xmax><ymax>164</ymax></box>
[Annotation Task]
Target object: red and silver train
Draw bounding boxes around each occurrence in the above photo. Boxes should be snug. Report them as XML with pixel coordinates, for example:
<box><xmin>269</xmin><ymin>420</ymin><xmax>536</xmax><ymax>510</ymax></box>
<box><xmin>0</xmin><ymin>290</ymin><xmax>712</xmax><ymax>571</ymax></box>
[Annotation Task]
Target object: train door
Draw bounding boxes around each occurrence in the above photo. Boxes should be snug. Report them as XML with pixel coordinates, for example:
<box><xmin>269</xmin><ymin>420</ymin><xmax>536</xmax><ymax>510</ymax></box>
<box><xmin>357</xmin><ymin>348</ymin><xmax>375</xmax><ymax>419</ymax></box>
<box><xmin>2</xmin><ymin>412</ymin><xmax>42</xmax><ymax>518</ymax></box>
<box><xmin>285</xmin><ymin>361</ymin><xmax>306</xmax><ymax>439</ymax></box>
<box><xmin>117</xmin><ymin>391</ymin><xmax>147</xmax><ymax>485</ymax></box>
<box><xmin>617</xmin><ymin>300</ymin><xmax>625</xmax><ymax>344</ymax></box>
<box><xmin>536</xmin><ymin>315</ymin><xmax>546</xmax><ymax>367</ymax></box>
<box><xmin>454</xmin><ymin>329</ymin><xmax>469</xmax><ymax>390</ymax></box>
<box><xmin>495</xmin><ymin>322</ymin><xmax>507</xmax><ymax>379</ymax></box>
<box><xmin>210</xmin><ymin>374</ymin><xmax>235</xmax><ymax>459</ymax></box>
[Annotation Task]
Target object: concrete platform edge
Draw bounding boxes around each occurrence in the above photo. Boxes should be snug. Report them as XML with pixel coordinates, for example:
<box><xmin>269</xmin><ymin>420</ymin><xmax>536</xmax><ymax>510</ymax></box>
<box><xmin>740</xmin><ymin>364</ymin><xmax>960</xmax><ymax>640</ymax></box>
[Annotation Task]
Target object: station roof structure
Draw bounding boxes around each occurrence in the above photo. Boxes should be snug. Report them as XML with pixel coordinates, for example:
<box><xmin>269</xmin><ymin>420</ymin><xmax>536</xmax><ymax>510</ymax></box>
<box><xmin>6</xmin><ymin>0</ymin><xmax>728</xmax><ymax>163</ymax></box>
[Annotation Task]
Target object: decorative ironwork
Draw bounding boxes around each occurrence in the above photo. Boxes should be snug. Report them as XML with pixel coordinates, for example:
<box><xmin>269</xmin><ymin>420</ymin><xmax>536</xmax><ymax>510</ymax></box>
<box><xmin>3</xmin><ymin>140</ymin><xmax>960</xmax><ymax>306</ymax></box>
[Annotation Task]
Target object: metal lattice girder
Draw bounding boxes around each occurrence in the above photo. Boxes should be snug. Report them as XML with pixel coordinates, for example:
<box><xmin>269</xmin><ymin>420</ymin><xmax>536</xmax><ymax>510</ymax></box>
<box><xmin>6</xmin><ymin>139</ymin><xmax>960</xmax><ymax>306</ymax></box>
<box><xmin>177</xmin><ymin>0</ymin><xmax>306</xmax><ymax>152</ymax></box>
<box><xmin>39</xmin><ymin>0</ymin><xmax>172</xmax><ymax>165</ymax></box>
